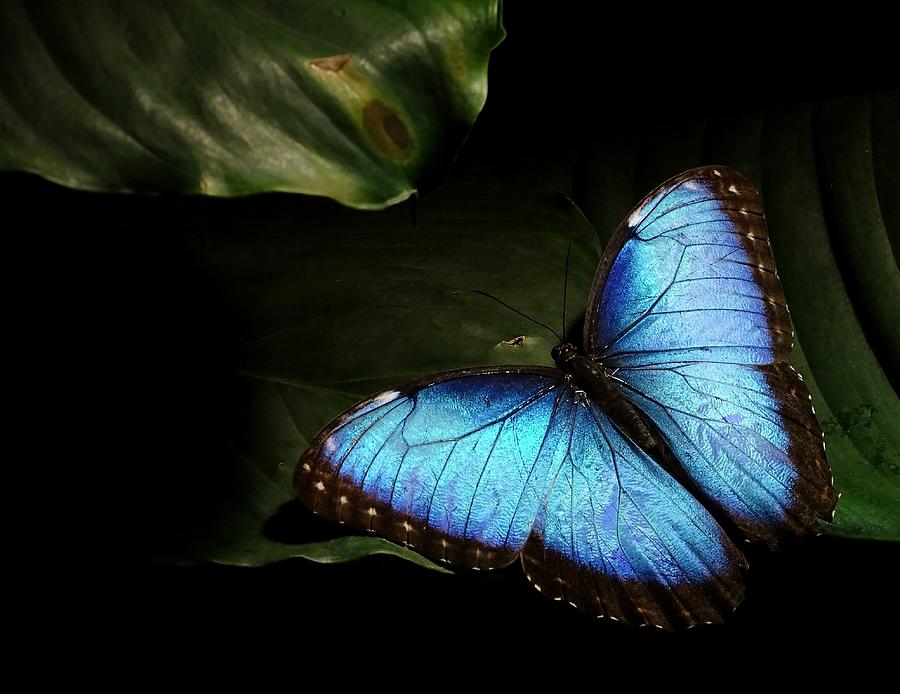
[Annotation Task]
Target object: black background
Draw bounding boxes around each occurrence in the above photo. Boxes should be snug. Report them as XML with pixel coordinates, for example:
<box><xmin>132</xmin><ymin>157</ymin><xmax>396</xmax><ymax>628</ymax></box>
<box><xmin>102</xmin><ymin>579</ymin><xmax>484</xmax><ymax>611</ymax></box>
<box><xmin>28</xmin><ymin>3</ymin><xmax>898</xmax><ymax>657</ymax></box>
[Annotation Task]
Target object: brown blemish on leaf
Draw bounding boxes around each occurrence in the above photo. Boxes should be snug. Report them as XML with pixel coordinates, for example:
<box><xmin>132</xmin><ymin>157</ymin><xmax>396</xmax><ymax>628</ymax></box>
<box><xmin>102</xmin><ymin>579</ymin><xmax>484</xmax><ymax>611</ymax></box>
<box><xmin>382</xmin><ymin>112</ymin><xmax>410</xmax><ymax>150</ymax></box>
<box><xmin>199</xmin><ymin>178</ymin><xmax>208</xmax><ymax>195</ymax></box>
<box><xmin>502</xmin><ymin>336</ymin><xmax>527</xmax><ymax>347</ymax></box>
<box><xmin>310</xmin><ymin>54</ymin><xmax>351</xmax><ymax>72</ymax></box>
<box><xmin>363</xmin><ymin>99</ymin><xmax>412</xmax><ymax>158</ymax></box>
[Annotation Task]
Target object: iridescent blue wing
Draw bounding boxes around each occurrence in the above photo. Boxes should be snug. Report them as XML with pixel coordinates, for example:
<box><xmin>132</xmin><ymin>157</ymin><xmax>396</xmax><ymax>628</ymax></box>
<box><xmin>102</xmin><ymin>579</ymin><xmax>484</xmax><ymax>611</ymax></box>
<box><xmin>585</xmin><ymin>166</ymin><xmax>837</xmax><ymax>543</ymax></box>
<box><xmin>521</xmin><ymin>393</ymin><xmax>745</xmax><ymax>629</ymax></box>
<box><xmin>296</xmin><ymin>367</ymin><xmax>573</xmax><ymax>569</ymax></box>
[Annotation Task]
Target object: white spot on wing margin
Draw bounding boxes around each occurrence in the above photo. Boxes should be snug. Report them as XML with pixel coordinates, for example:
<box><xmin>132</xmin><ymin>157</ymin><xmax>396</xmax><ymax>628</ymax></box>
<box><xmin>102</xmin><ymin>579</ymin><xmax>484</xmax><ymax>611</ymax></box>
<box><xmin>370</xmin><ymin>390</ymin><xmax>401</xmax><ymax>406</ymax></box>
<box><xmin>627</xmin><ymin>202</ymin><xmax>649</xmax><ymax>228</ymax></box>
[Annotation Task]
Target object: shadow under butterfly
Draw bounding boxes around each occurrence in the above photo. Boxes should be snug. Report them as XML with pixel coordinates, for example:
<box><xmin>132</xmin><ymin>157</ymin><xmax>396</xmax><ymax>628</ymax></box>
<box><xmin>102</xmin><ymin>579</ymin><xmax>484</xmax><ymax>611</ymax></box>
<box><xmin>295</xmin><ymin>166</ymin><xmax>838</xmax><ymax>629</ymax></box>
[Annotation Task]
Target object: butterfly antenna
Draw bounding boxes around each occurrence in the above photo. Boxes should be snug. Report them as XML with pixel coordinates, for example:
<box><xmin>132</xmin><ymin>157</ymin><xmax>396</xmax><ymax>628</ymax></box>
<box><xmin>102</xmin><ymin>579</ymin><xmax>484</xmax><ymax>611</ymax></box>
<box><xmin>470</xmin><ymin>290</ymin><xmax>562</xmax><ymax>343</ymax></box>
<box><xmin>561</xmin><ymin>241</ymin><xmax>572</xmax><ymax>343</ymax></box>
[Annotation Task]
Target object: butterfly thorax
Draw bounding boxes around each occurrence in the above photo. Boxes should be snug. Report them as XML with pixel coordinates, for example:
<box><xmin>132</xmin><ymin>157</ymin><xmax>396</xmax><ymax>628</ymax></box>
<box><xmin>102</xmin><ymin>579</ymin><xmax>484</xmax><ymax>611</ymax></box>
<box><xmin>552</xmin><ymin>342</ymin><xmax>658</xmax><ymax>453</ymax></box>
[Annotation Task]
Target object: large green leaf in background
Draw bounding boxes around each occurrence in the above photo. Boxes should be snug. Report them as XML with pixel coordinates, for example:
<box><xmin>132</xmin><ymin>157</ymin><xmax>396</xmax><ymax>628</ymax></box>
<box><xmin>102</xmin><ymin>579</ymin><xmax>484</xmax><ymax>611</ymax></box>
<box><xmin>0</xmin><ymin>0</ymin><xmax>503</xmax><ymax>208</ymax></box>
<box><xmin>148</xmin><ymin>95</ymin><xmax>899</xmax><ymax>568</ymax></box>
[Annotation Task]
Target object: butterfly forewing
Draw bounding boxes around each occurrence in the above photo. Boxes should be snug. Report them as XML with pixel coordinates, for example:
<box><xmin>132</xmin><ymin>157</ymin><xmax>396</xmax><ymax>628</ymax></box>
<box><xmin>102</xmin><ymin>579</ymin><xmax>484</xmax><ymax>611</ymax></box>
<box><xmin>296</xmin><ymin>367</ymin><xmax>572</xmax><ymax>569</ymax></box>
<box><xmin>586</xmin><ymin>167</ymin><xmax>791</xmax><ymax>365</ymax></box>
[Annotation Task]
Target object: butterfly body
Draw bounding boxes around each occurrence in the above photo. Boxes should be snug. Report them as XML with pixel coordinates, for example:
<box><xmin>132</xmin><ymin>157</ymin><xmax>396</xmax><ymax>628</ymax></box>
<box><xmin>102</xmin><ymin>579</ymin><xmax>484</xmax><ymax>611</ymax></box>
<box><xmin>295</xmin><ymin>166</ymin><xmax>838</xmax><ymax>628</ymax></box>
<box><xmin>552</xmin><ymin>341</ymin><xmax>659</xmax><ymax>454</ymax></box>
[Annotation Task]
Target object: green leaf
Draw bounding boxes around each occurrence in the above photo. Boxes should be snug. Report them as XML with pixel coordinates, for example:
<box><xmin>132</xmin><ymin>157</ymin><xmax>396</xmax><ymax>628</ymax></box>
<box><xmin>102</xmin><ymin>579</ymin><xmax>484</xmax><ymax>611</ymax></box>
<box><xmin>151</xmin><ymin>174</ymin><xmax>599</xmax><ymax>566</ymax></box>
<box><xmin>872</xmin><ymin>92</ymin><xmax>900</xmax><ymax>257</ymax></box>
<box><xmin>0</xmin><ymin>0</ymin><xmax>503</xmax><ymax>208</ymax></box>
<box><xmin>812</xmin><ymin>97</ymin><xmax>900</xmax><ymax>389</ymax></box>
<box><xmin>761</xmin><ymin>104</ymin><xmax>900</xmax><ymax>538</ymax></box>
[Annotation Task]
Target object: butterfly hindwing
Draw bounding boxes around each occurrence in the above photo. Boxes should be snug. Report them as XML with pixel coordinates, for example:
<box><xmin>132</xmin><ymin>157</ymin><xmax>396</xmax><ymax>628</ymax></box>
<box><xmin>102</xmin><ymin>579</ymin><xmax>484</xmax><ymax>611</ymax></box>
<box><xmin>296</xmin><ymin>367</ymin><xmax>573</xmax><ymax>569</ymax></box>
<box><xmin>521</xmin><ymin>393</ymin><xmax>745</xmax><ymax>629</ymax></box>
<box><xmin>586</xmin><ymin>166</ymin><xmax>837</xmax><ymax>543</ymax></box>
<box><xmin>619</xmin><ymin>362</ymin><xmax>836</xmax><ymax>542</ymax></box>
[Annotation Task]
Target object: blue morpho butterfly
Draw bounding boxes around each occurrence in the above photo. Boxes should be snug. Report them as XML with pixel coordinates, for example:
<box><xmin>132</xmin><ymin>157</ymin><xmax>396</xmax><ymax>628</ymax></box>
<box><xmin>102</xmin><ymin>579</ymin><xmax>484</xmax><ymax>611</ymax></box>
<box><xmin>295</xmin><ymin>166</ymin><xmax>838</xmax><ymax>629</ymax></box>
